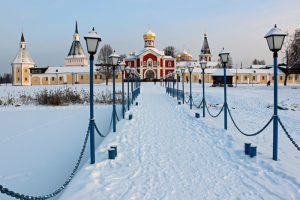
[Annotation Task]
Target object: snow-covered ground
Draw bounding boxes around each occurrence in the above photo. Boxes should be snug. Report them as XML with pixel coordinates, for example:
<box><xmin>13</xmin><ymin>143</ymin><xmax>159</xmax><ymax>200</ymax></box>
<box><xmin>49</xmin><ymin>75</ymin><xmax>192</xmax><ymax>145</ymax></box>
<box><xmin>60</xmin><ymin>83</ymin><xmax>300</xmax><ymax>199</ymax></box>
<box><xmin>1</xmin><ymin>83</ymin><xmax>300</xmax><ymax>199</ymax></box>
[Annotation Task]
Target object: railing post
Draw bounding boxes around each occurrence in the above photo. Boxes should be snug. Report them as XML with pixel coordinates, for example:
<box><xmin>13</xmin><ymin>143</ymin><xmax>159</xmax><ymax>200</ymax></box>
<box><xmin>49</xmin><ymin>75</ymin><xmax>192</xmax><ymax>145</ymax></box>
<box><xmin>89</xmin><ymin>56</ymin><xmax>95</xmax><ymax>164</ymax></box>
<box><xmin>203</xmin><ymin>69</ymin><xmax>205</xmax><ymax>117</ymax></box>
<box><xmin>122</xmin><ymin>71</ymin><xmax>124</xmax><ymax>119</ymax></box>
<box><xmin>113</xmin><ymin>66</ymin><xmax>116</xmax><ymax>132</ymax></box>
<box><xmin>224</xmin><ymin>63</ymin><xmax>227</xmax><ymax>130</ymax></box>
<box><xmin>273</xmin><ymin>51</ymin><xmax>279</xmax><ymax>161</ymax></box>
<box><xmin>127</xmin><ymin>75</ymin><xmax>130</xmax><ymax>111</ymax></box>
<box><xmin>182</xmin><ymin>73</ymin><xmax>184</xmax><ymax>104</ymax></box>
<box><xmin>131</xmin><ymin>74</ymin><xmax>133</xmax><ymax>105</ymax></box>
<box><xmin>190</xmin><ymin>72</ymin><xmax>192</xmax><ymax>109</ymax></box>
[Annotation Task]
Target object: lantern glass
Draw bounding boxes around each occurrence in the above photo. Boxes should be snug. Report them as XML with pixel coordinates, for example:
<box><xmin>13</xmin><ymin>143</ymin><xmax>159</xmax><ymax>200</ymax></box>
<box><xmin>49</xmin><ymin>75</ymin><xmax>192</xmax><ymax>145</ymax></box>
<box><xmin>188</xmin><ymin>65</ymin><xmax>194</xmax><ymax>73</ymax></box>
<box><xmin>119</xmin><ymin>61</ymin><xmax>126</xmax><ymax>72</ymax></box>
<box><xmin>200</xmin><ymin>59</ymin><xmax>207</xmax><ymax>70</ymax></box>
<box><xmin>176</xmin><ymin>70</ymin><xmax>180</xmax><ymax>75</ymax></box>
<box><xmin>125</xmin><ymin>66</ymin><xmax>131</xmax><ymax>75</ymax></box>
<box><xmin>84</xmin><ymin>28</ymin><xmax>101</xmax><ymax>54</ymax></box>
<box><xmin>264</xmin><ymin>25</ymin><xmax>287</xmax><ymax>52</ymax></box>
<box><xmin>109</xmin><ymin>51</ymin><xmax>120</xmax><ymax>66</ymax></box>
<box><xmin>181</xmin><ymin>68</ymin><xmax>185</xmax><ymax>74</ymax></box>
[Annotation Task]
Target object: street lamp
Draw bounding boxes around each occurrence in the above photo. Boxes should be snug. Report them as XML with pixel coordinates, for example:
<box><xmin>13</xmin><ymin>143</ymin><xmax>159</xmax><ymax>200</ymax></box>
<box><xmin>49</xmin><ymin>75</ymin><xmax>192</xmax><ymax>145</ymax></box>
<box><xmin>176</xmin><ymin>69</ymin><xmax>180</xmax><ymax>100</ymax></box>
<box><xmin>172</xmin><ymin>71</ymin><xmax>176</xmax><ymax>97</ymax></box>
<box><xmin>84</xmin><ymin>27</ymin><xmax>101</xmax><ymax>164</ymax></box>
<box><xmin>168</xmin><ymin>72</ymin><xmax>172</xmax><ymax>95</ymax></box>
<box><xmin>188</xmin><ymin>65</ymin><xmax>194</xmax><ymax>109</ymax></box>
<box><xmin>125</xmin><ymin>66</ymin><xmax>131</xmax><ymax>111</ymax></box>
<box><xmin>109</xmin><ymin>51</ymin><xmax>120</xmax><ymax>133</ymax></box>
<box><xmin>219</xmin><ymin>48</ymin><xmax>230</xmax><ymax>130</ymax></box>
<box><xmin>120</xmin><ymin>61</ymin><xmax>126</xmax><ymax>119</ymax></box>
<box><xmin>264</xmin><ymin>24</ymin><xmax>287</xmax><ymax>161</ymax></box>
<box><xmin>200</xmin><ymin>59</ymin><xmax>207</xmax><ymax>117</ymax></box>
<box><xmin>131</xmin><ymin>68</ymin><xmax>135</xmax><ymax>104</ymax></box>
<box><xmin>181</xmin><ymin>68</ymin><xmax>185</xmax><ymax>104</ymax></box>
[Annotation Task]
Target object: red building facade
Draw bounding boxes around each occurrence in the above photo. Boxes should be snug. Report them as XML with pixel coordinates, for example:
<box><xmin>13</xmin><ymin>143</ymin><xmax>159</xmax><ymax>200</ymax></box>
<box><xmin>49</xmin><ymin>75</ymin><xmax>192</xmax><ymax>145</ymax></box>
<box><xmin>125</xmin><ymin>27</ymin><xmax>176</xmax><ymax>80</ymax></box>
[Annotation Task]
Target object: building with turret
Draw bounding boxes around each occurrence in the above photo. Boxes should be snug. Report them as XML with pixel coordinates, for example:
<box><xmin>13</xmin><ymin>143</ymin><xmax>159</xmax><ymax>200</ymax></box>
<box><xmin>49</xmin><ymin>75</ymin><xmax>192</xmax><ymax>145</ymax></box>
<box><xmin>125</xmin><ymin>26</ymin><xmax>176</xmax><ymax>81</ymax></box>
<box><xmin>11</xmin><ymin>32</ymin><xmax>35</xmax><ymax>86</ymax></box>
<box><xmin>199</xmin><ymin>31</ymin><xmax>219</xmax><ymax>68</ymax></box>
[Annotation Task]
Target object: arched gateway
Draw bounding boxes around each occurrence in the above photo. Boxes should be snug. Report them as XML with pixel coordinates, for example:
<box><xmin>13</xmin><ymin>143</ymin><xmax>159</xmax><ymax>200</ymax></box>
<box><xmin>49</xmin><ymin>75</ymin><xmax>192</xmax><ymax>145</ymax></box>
<box><xmin>144</xmin><ymin>69</ymin><xmax>155</xmax><ymax>81</ymax></box>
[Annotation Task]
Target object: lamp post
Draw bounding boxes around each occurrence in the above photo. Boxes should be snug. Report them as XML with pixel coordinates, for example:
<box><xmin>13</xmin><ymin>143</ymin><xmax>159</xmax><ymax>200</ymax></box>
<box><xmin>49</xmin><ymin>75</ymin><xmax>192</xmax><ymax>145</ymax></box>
<box><xmin>188</xmin><ymin>65</ymin><xmax>194</xmax><ymax>109</ymax></box>
<box><xmin>219</xmin><ymin>48</ymin><xmax>230</xmax><ymax>130</ymax></box>
<box><xmin>181</xmin><ymin>68</ymin><xmax>185</xmax><ymax>104</ymax></box>
<box><xmin>200</xmin><ymin>59</ymin><xmax>207</xmax><ymax>117</ymax></box>
<box><xmin>84</xmin><ymin>27</ymin><xmax>101</xmax><ymax>164</ymax></box>
<box><xmin>168</xmin><ymin>72</ymin><xmax>171</xmax><ymax>95</ymax></box>
<box><xmin>264</xmin><ymin>24</ymin><xmax>287</xmax><ymax>161</ymax></box>
<box><xmin>176</xmin><ymin>69</ymin><xmax>180</xmax><ymax>100</ymax></box>
<box><xmin>125</xmin><ymin>66</ymin><xmax>131</xmax><ymax>111</ymax></box>
<box><xmin>131</xmin><ymin>68</ymin><xmax>134</xmax><ymax>104</ymax></box>
<box><xmin>109</xmin><ymin>51</ymin><xmax>120</xmax><ymax>133</ymax></box>
<box><xmin>166</xmin><ymin>74</ymin><xmax>169</xmax><ymax>94</ymax></box>
<box><xmin>172</xmin><ymin>71</ymin><xmax>176</xmax><ymax>98</ymax></box>
<box><xmin>120</xmin><ymin>61</ymin><xmax>126</xmax><ymax>119</ymax></box>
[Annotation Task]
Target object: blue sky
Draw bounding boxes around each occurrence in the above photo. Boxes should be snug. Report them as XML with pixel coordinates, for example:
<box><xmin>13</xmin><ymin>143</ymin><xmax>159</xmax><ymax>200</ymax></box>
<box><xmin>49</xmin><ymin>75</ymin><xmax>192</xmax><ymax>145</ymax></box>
<box><xmin>0</xmin><ymin>0</ymin><xmax>299</xmax><ymax>74</ymax></box>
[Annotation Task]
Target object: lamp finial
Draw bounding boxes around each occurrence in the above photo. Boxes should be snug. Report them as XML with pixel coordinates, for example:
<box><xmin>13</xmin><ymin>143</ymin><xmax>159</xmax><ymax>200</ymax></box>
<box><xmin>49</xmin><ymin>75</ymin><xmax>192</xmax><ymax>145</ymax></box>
<box><xmin>92</xmin><ymin>27</ymin><xmax>95</xmax><ymax>31</ymax></box>
<box><xmin>149</xmin><ymin>24</ymin><xmax>150</xmax><ymax>30</ymax></box>
<box><xmin>275</xmin><ymin>24</ymin><xmax>277</xmax><ymax>28</ymax></box>
<box><xmin>75</xmin><ymin>16</ymin><xmax>77</xmax><ymax>20</ymax></box>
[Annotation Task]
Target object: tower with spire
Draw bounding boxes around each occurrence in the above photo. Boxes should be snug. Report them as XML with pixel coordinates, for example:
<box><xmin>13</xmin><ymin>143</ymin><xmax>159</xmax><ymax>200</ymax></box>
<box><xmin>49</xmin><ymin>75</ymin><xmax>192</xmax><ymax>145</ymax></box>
<box><xmin>199</xmin><ymin>30</ymin><xmax>212</xmax><ymax>62</ymax></box>
<box><xmin>65</xmin><ymin>17</ymin><xmax>88</xmax><ymax>67</ymax></box>
<box><xmin>11</xmin><ymin>31</ymin><xmax>35</xmax><ymax>86</ymax></box>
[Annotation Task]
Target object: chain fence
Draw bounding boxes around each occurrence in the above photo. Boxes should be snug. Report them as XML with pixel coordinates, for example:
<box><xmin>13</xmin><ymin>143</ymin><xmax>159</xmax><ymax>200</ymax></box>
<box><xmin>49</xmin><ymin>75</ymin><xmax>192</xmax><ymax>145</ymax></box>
<box><xmin>278</xmin><ymin>117</ymin><xmax>300</xmax><ymax>151</ymax></box>
<box><xmin>0</xmin><ymin>123</ymin><xmax>91</xmax><ymax>200</ymax></box>
<box><xmin>227</xmin><ymin>106</ymin><xmax>273</xmax><ymax>136</ymax></box>
<box><xmin>205</xmin><ymin>102</ymin><xmax>224</xmax><ymax>118</ymax></box>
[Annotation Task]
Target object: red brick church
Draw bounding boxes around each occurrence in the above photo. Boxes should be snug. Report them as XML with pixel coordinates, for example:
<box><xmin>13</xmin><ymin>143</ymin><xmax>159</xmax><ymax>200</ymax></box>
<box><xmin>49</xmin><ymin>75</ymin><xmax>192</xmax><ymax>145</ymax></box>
<box><xmin>125</xmin><ymin>26</ymin><xmax>176</xmax><ymax>81</ymax></box>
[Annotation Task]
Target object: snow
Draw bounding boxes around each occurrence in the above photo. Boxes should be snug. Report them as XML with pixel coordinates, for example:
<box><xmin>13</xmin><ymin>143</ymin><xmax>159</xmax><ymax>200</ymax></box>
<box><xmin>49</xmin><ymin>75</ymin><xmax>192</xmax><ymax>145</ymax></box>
<box><xmin>58</xmin><ymin>83</ymin><xmax>300</xmax><ymax>199</ymax></box>
<box><xmin>1</xmin><ymin>83</ymin><xmax>300</xmax><ymax>199</ymax></box>
<box><xmin>212</xmin><ymin>68</ymin><xmax>234</xmax><ymax>76</ymax></box>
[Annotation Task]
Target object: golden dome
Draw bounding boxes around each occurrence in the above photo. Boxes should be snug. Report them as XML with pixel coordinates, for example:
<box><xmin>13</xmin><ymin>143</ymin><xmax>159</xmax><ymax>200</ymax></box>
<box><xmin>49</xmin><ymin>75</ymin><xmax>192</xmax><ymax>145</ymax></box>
<box><xmin>129</xmin><ymin>50</ymin><xmax>133</xmax><ymax>56</ymax></box>
<box><xmin>176</xmin><ymin>54</ymin><xmax>181</xmax><ymax>58</ymax></box>
<box><xmin>187</xmin><ymin>50</ymin><xmax>192</xmax><ymax>58</ymax></box>
<box><xmin>143</xmin><ymin>24</ymin><xmax>156</xmax><ymax>40</ymax></box>
<box><xmin>181</xmin><ymin>45</ymin><xmax>187</xmax><ymax>56</ymax></box>
<box><xmin>204</xmin><ymin>30</ymin><xmax>207</xmax><ymax>37</ymax></box>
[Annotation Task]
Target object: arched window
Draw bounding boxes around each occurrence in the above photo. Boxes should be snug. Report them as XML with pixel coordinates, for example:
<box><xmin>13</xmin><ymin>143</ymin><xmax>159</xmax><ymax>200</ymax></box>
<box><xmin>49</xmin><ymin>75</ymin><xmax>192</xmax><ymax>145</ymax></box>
<box><xmin>128</xmin><ymin>62</ymin><xmax>131</xmax><ymax>66</ymax></box>
<box><xmin>168</xmin><ymin>62</ymin><xmax>171</xmax><ymax>66</ymax></box>
<box><xmin>209</xmin><ymin>57</ymin><xmax>211</xmax><ymax>61</ymax></box>
<box><xmin>154</xmin><ymin>61</ymin><xmax>156</xmax><ymax>66</ymax></box>
<box><xmin>144</xmin><ymin>61</ymin><xmax>146</xmax><ymax>66</ymax></box>
<box><xmin>205</xmin><ymin>57</ymin><xmax>207</xmax><ymax>61</ymax></box>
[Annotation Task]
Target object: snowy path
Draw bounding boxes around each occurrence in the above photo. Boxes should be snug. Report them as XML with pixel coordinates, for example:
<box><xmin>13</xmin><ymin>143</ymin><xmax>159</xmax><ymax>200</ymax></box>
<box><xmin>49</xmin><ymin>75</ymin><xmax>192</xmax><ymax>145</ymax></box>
<box><xmin>61</xmin><ymin>84</ymin><xmax>300</xmax><ymax>200</ymax></box>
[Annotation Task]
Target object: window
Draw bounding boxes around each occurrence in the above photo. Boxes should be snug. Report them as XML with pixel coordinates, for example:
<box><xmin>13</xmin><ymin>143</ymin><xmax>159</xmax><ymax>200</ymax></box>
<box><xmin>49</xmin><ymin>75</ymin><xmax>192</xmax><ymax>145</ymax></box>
<box><xmin>262</xmin><ymin>76</ymin><xmax>265</xmax><ymax>80</ymax></box>
<box><xmin>59</xmin><ymin>77</ymin><xmax>62</xmax><ymax>81</ymax></box>
<box><xmin>168</xmin><ymin>62</ymin><xmax>171</xmax><ymax>66</ymax></box>
<box><xmin>148</xmin><ymin>42</ymin><xmax>151</xmax><ymax>45</ymax></box>
<box><xmin>209</xmin><ymin>57</ymin><xmax>211</xmax><ymax>61</ymax></box>
<box><xmin>17</xmin><ymin>69</ymin><xmax>19</xmax><ymax>72</ymax></box>
<box><xmin>81</xmin><ymin>75</ymin><xmax>83</xmax><ymax>79</ymax></box>
<box><xmin>280</xmin><ymin>76</ymin><xmax>283</xmax><ymax>80</ymax></box>
<box><xmin>25</xmin><ymin>69</ymin><xmax>27</xmax><ymax>72</ymax></box>
<box><xmin>128</xmin><ymin>62</ymin><xmax>131</xmax><ymax>66</ymax></box>
<box><xmin>25</xmin><ymin>77</ymin><xmax>27</xmax><ymax>81</ymax></box>
<box><xmin>245</xmin><ymin>76</ymin><xmax>248</xmax><ymax>80</ymax></box>
<box><xmin>158</xmin><ymin>61</ymin><xmax>160</xmax><ymax>66</ymax></box>
<box><xmin>144</xmin><ymin>61</ymin><xmax>146</xmax><ymax>66</ymax></box>
<box><xmin>154</xmin><ymin>61</ymin><xmax>156</xmax><ymax>66</ymax></box>
<box><xmin>288</xmin><ymin>76</ymin><xmax>291</xmax><ymax>80</ymax></box>
<box><xmin>100</xmin><ymin>75</ymin><xmax>103</xmax><ymax>79</ymax></box>
<box><xmin>296</xmin><ymin>76</ymin><xmax>298</xmax><ymax>80</ymax></box>
<box><xmin>116</xmin><ymin>75</ymin><xmax>118</xmax><ymax>79</ymax></box>
<box><xmin>46</xmin><ymin>77</ymin><xmax>48</xmax><ymax>81</ymax></box>
<box><xmin>148</xmin><ymin>61</ymin><xmax>152</xmax><ymax>66</ymax></box>
<box><xmin>95</xmin><ymin>75</ymin><xmax>97</xmax><ymax>79</ymax></box>
<box><xmin>17</xmin><ymin>77</ymin><xmax>20</xmax><ymax>81</ymax></box>
<box><xmin>205</xmin><ymin>57</ymin><xmax>207</xmax><ymax>61</ymax></box>
<box><xmin>252</xmin><ymin>76</ymin><xmax>255</xmax><ymax>80</ymax></box>
<box><xmin>56</xmin><ymin>69</ymin><xmax>58</xmax><ymax>72</ymax></box>
<box><xmin>236</xmin><ymin>76</ymin><xmax>239</xmax><ymax>80</ymax></box>
<box><xmin>52</xmin><ymin>77</ymin><xmax>54</xmax><ymax>81</ymax></box>
<box><xmin>272</xmin><ymin>76</ymin><xmax>274</xmax><ymax>80</ymax></box>
<box><xmin>201</xmin><ymin>57</ymin><xmax>203</xmax><ymax>60</ymax></box>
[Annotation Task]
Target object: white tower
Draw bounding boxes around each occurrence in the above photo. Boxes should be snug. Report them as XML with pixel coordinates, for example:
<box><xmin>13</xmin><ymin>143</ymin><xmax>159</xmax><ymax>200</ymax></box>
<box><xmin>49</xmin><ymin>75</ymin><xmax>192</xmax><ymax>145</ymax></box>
<box><xmin>11</xmin><ymin>32</ymin><xmax>35</xmax><ymax>86</ymax></box>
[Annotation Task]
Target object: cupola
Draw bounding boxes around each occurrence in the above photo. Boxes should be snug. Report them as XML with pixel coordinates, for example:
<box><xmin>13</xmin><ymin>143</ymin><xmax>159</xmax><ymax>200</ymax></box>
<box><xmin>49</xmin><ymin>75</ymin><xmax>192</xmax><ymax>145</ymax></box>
<box><xmin>143</xmin><ymin>24</ymin><xmax>156</xmax><ymax>48</ymax></box>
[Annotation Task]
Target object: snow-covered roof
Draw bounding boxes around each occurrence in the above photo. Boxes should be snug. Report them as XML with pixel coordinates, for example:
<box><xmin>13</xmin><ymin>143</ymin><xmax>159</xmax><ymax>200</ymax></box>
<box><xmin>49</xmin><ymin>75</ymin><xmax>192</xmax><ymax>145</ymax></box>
<box><xmin>44</xmin><ymin>66</ymin><xmax>98</xmax><ymax>74</ymax></box>
<box><xmin>207</xmin><ymin>62</ymin><xmax>219</xmax><ymax>67</ymax></box>
<box><xmin>135</xmin><ymin>47</ymin><xmax>164</xmax><ymax>56</ymax></box>
<box><xmin>251</xmin><ymin>65</ymin><xmax>267</xmax><ymax>69</ymax></box>
<box><xmin>12</xmin><ymin>48</ymin><xmax>35</xmax><ymax>64</ymax></box>
<box><xmin>212</xmin><ymin>68</ymin><xmax>234</xmax><ymax>76</ymax></box>
<box><xmin>67</xmin><ymin>41</ymin><xmax>87</xmax><ymax>58</ymax></box>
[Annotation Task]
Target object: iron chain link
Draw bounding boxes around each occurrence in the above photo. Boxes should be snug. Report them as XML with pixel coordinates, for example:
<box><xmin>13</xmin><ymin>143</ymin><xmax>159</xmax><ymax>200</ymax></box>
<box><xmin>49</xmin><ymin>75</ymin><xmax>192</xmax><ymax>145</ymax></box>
<box><xmin>278</xmin><ymin>117</ymin><xmax>300</xmax><ymax>151</ymax></box>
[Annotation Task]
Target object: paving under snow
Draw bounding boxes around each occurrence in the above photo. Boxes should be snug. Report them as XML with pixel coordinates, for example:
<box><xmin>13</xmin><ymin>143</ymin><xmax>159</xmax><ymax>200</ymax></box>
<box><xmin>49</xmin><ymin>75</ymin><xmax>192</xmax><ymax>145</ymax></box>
<box><xmin>59</xmin><ymin>83</ymin><xmax>300</xmax><ymax>200</ymax></box>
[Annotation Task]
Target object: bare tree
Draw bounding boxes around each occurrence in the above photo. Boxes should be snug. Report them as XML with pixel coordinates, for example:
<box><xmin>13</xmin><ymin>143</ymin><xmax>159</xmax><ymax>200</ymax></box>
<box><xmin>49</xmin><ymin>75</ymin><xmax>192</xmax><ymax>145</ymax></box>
<box><xmin>252</xmin><ymin>59</ymin><xmax>266</xmax><ymax>65</ymax></box>
<box><xmin>163</xmin><ymin>46</ymin><xmax>177</xmax><ymax>58</ymax></box>
<box><xmin>290</xmin><ymin>28</ymin><xmax>300</xmax><ymax>68</ymax></box>
<box><xmin>3</xmin><ymin>73</ymin><xmax>12</xmax><ymax>85</ymax></box>
<box><xmin>97</xmin><ymin>44</ymin><xmax>114</xmax><ymax>85</ymax></box>
<box><xmin>120</xmin><ymin>54</ymin><xmax>127</xmax><ymax>61</ymax></box>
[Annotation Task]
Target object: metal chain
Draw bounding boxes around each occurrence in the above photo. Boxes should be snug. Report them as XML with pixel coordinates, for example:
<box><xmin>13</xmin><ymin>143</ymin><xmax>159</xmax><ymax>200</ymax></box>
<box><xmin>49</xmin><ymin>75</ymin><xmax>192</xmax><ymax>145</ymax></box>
<box><xmin>185</xmin><ymin>96</ymin><xmax>190</xmax><ymax>104</ymax></box>
<box><xmin>205</xmin><ymin>102</ymin><xmax>224</xmax><ymax>118</ymax></box>
<box><xmin>227</xmin><ymin>106</ymin><xmax>273</xmax><ymax>136</ymax></box>
<box><xmin>95</xmin><ymin>112</ymin><xmax>113</xmax><ymax>137</ymax></box>
<box><xmin>0</xmin><ymin>123</ymin><xmax>91</xmax><ymax>200</ymax></box>
<box><xmin>193</xmin><ymin>99</ymin><xmax>203</xmax><ymax>108</ymax></box>
<box><xmin>278</xmin><ymin>117</ymin><xmax>300</xmax><ymax>151</ymax></box>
